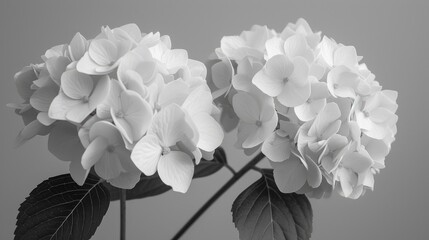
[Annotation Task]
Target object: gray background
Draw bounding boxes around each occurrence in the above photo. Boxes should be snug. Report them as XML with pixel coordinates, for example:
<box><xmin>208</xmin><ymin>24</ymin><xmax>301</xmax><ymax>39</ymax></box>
<box><xmin>1</xmin><ymin>0</ymin><xmax>428</xmax><ymax>239</ymax></box>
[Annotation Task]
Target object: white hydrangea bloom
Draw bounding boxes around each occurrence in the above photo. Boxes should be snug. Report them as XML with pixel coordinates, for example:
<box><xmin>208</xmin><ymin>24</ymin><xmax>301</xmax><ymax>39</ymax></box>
<box><xmin>10</xmin><ymin>24</ymin><xmax>224</xmax><ymax>191</ymax></box>
<box><xmin>210</xmin><ymin>18</ymin><xmax>398</xmax><ymax>199</ymax></box>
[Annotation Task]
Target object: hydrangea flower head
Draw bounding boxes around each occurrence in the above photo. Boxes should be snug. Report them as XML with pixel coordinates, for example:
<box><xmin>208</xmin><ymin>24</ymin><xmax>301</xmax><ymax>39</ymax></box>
<box><xmin>210</xmin><ymin>18</ymin><xmax>398</xmax><ymax>199</ymax></box>
<box><xmin>9</xmin><ymin>24</ymin><xmax>224</xmax><ymax>192</ymax></box>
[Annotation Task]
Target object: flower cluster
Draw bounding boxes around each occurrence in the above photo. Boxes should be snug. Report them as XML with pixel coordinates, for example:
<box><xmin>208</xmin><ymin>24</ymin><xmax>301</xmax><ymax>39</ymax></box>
<box><xmin>210</xmin><ymin>19</ymin><xmax>398</xmax><ymax>199</ymax></box>
<box><xmin>10</xmin><ymin>24</ymin><xmax>223</xmax><ymax>192</ymax></box>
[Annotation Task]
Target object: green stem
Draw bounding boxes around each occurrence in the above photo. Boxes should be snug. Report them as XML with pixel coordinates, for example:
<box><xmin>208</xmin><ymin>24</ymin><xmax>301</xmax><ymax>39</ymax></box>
<box><xmin>171</xmin><ymin>152</ymin><xmax>265</xmax><ymax>240</ymax></box>
<box><xmin>120</xmin><ymin>189</ymin><xmax>126</xmax><ymax>240</ymax></box>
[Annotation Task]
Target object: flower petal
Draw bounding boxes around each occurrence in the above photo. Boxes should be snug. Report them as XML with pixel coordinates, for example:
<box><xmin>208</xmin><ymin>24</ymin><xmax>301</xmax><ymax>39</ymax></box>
<box><xmin>284</xmin><ymin>34</ymin><xmax>310</xmax><ymax>60</ymax></box>
<box><xmin>81</xmin><ymin>136</ymin><xmax>109</xmax><ymax>169</ymax></box>
<box><xmin>232</xmin><ymin>74</ymin><xmax>252</xmax><ymax>92</ymax></box>
<box><xmin>252</xmin><ymin>69</ymin><xmax>283</xmax><ymax>97</ymax></box>
<box><xmin>66</xmin><ymin>102</ymin><xmax>91</xmax><ymax>123</ymax></box>
<box><xmin>271</xmin><ymin>155</ymin><xmax>307</xmax><ymax>193</ymax></box>
<box><xmin>30</xmin><ymin>83</ymin><xmax>59</xmax><ymax>112</ymax></box>
<box><xmin>151</xmin><ymin>104</ymin><xmax>193</xmax><ymax>146</ymax></box>
<box><xmin>337</xmin><ymin>168</ymin><xmax>357</xmax><ymax>198</ymax></box>
<box><xmin>220</xmin><ymin>36</ymin><xmax>246</xmax><ymax>59</ymax></box>
<box><xmin>89</xmin><ymin>39</ymin><xmax>118</xmax><ymax>66</ymax></box>
<box><xmin>187</xmin><ymin>59</ymin><xmax>207</xmax><ymax>79</ymax></box>
<box><xmin>358</xmin><ymin>169</ymin><xmax>374</xmax><ymax>190</ymax></box>
<box><xmin>242</xmin><ymin>112</ymin><xmax>277</xmax><ymax>148</ymax></box>
<box><xmin>319</xmin><ymin>36</ymin><xmax>337</xmax><ymax>67</ymax></box>
<box><xmin>232</xmin><ymin>92</ymin><xmax>260</xmax><ymax>122</ymax></box>
<box><xmin>48</xmin><ymin>91</ymin><xmax>81</xmax><ymax>121</ymax></box>
<box><xmin>118</xmin><ymin>52</ymin><xmax>157</xmax><ymax>86</ymax></box>
<box><xmin>158</xmin><ymin>79</ymin><xmax>190</xmax><ymax>108</ymax></box>
<box><xmin>266</xmin><ymin>54</ymin><xmax>293</xmax><ymax>80</ymax></box>
<box><xmin>89</xmin><ymin>75</ymin><xmax>111</xmax><ymax>108</ymax></box>
<box><xmin>236</xmin><ymin>122</ymin><xmax>257</xmax><ymax>148</ymax></box>
<box><xmin>108</xmin><ymin>170</ymin><xmax>141</xmax><ymax>189</ymax></box>
<box><xmin>309</xmin><ymin>63</ymin><xmax>325</xmax><ymax>80</ymax></box>
<box><xmin>327</xmin><ymin>66</ymin><xmax>360</xmax><ymax>98</ymax></box>
<box><xmin>76</xmin><ymin>52</ymin><xmax>102</xmax><ymax>75</ymax></box>
<box><xmin>117</xmin><ymin>23</ymin><xmax>142</xmax><ymax>42</ymax></box>
<box><xmin>341</xmin><ymin>150</ymin><xmax>373</xmax><ymax>173</ymax></box>
<box><xmin>94</xmin><ymin>152</ymin><xmax>123</xmax><ymax>180</ymax></box>
<box><xmin>97</xmin><ymin>80</ymin><xmax>123</xmax><ymax>119</ymax></box>
<box><xmin>334</xmin><ymin>46</ymin><xmax>358</xmax><ymax>68</ymax></box>
<box><xmin>157</xmin><ymin>151</ymin><xmax>194</xmax><ymax>193</ymax></box>
<box><xmin>305</xmin><ymin>156</ymin><xmax>322</xmax><ymax>188</ymax></box>
<box><xmin>309</xmin><ymin>102</ymin><xmax>341</xmax><ymax>137</ymax></box>
<box><xmin>69</xmin><ymin>157</ymin><xmax>90</xmax><ymax>186</ymax></box>
<box><xmin>15</xmin><ymin>120</ymin><xmax>51</xmax><ymax>147</ymax></box>
<box><xmin>61</xmin><ymin>70</ymin><xmax>93</xmax><ymax>99</ymax></box>
<box><xmin>211</xmin><ymin>60</ymin><xmax>232</xmax><ymax>89</ymax></box>
<box><xmin>262</xmin><ymin>131</ymin><xmax>291</xmax><ymax>162</ymax></box>
<box><xmin>277</xmin><ymin>80</ymin><xmax>311</xmax><ymax>107</ymax></box>
<box><xmin>163</xmin><ymin>49</ymin><xmax>188</xmax><ymax>74</ymax></box>
<box><xmin>182</xmin><ymin>85</ymin><xmax>213</xmax><ymax>116</ymax></box>
<box><xmin>119</xmin><ymin>90</ymin><xmax>153</xmax><ymax>141</ymax></box>
<box><xmin>37</xmin><ymin>112</ymin><xmax>56</xmax><ymax>126</ymax></box>
<box><xmin>310</xmin><ymin>82</ymin><xmax>330</xmax><ymax>99</ymax></box>
<box><xmin>89</xmin><ymin>121</ymin><xmax>124</xmax><ymax>146</ymax></box>
<box><xmin>289</xmin><ymin>57</ymin><xmax>309</xmax><ymax>86</ymax></box>
<box><xmin>48</xmin><ymin>121</ymin><xmax>84</xmax><ymax>163</ymax></box>
<box><xmin>362</xmin><ymin>136</ymin><xmax>388</xmax><ymax>168</ymax></box>
<box><xmin>265</xmin><ymin>37</ymin><xmax>284</xmax><ymax>59</ymax></box>
<box><xmin>191</xmin><ymin>113</ymin><xmax>224</xmax><ymax>152</ymax></box>
<box><xmin>14</xmin><ymin>66</ymin><xmax>37</xmax><ymax>101</ymax></box>
<box><xmin>295</xmin><ymin>98</ymin><xmax>326</xmax><ymax>122</ymax></box>
<box><xmin>369</xmin><ymin>107</ymin><xmax>394</xmax><ymax>123</ymax></box>
<box><xmin>46</xmin><ymin>56</ymin><xmax>70</xmax><ymax>84</ymax></box>
<box><xmin>131</xmin><ymin>134</ymin><xmax>162</xmax><ymax>176</ymax></box>
<box><xmin>69</xmin><ymin>32</ymin><xmax>88</xmax><ymax>61</ymax></box>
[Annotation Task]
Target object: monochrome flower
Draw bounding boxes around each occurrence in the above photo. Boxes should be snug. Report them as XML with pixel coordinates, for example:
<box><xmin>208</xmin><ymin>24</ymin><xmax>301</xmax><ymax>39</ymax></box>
<box><xmin>11</xmin><ymin>24</ymin><xmax>223</xmax><ymax>191</ymax></box>
<box><xmin>210</xmin><ymin>18</ymin><xmax>398</xmax><ymax>199</ymax></box>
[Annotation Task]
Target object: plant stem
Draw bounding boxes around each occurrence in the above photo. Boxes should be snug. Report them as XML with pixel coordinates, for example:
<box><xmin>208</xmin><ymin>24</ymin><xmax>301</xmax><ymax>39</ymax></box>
<box><xmin>251</xmin><ymin>165</ymin><xmax>263</xmax><ymax>173</ymax></box>
<box><xmin>225</xmin><ymin>163</ymin><xmax>236</xmax><ymax>175</ymax></box>
<box><xmin>120</xmin><ymin>189</ymin><xmax>126</xmax><ymax>240</ymax></box>
<box><xmin>171</xmin><ymin>152</ymin><xmax>265</xmax><ymax>240</ymax></box>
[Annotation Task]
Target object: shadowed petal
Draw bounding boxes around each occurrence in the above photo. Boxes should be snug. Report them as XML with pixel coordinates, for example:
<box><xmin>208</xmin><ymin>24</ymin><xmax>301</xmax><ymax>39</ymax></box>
<box><xmin>262</xmin><ymin>131</ymin><xmax>291</xmax><ymax>162</ymax></box>
<box><xmin>232</xmin><ymin>92</ymin><xmax>260</xmax><ymax>122</ymax></box>
<box><xmin>272</xmin><ymin>155</ymin><xmax>307</xmax><ymax>193</ymax></box>
<box><xmin>158</xmin><ymin>151</ymin><xmax>194</xmax><ymax>193</ymax></box>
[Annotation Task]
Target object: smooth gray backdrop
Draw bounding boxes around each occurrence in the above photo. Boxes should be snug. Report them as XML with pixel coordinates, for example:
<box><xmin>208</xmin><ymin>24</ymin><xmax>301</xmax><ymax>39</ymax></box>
<box><xmin>1</xmin><ymin>0</ymin><xmax>428</xmax><ymax>239</ymax></box>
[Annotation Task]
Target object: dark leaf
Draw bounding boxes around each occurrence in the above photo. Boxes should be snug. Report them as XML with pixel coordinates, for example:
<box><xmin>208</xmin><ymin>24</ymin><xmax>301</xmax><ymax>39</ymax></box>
<box><xmin>193</xmin><ymin>147</ymin><xmax>227</xmax><ymax>178</ymax></box>
<box><xmin>232</xmin><ymin>169</ymin><xmax>313</xmax><ymax>240</ymax></box>
<box><xmin>15</xmin><ymin>174</ymin><xmax>110</xmax><ymax>240</ymax></box>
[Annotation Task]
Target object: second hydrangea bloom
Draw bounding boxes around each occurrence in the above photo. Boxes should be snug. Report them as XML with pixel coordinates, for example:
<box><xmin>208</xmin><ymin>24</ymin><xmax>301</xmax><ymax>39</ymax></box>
<box><xmin>209</xmin><ymin>18</ymin><xmax>398</xmax><ymax>199</ymax></box>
